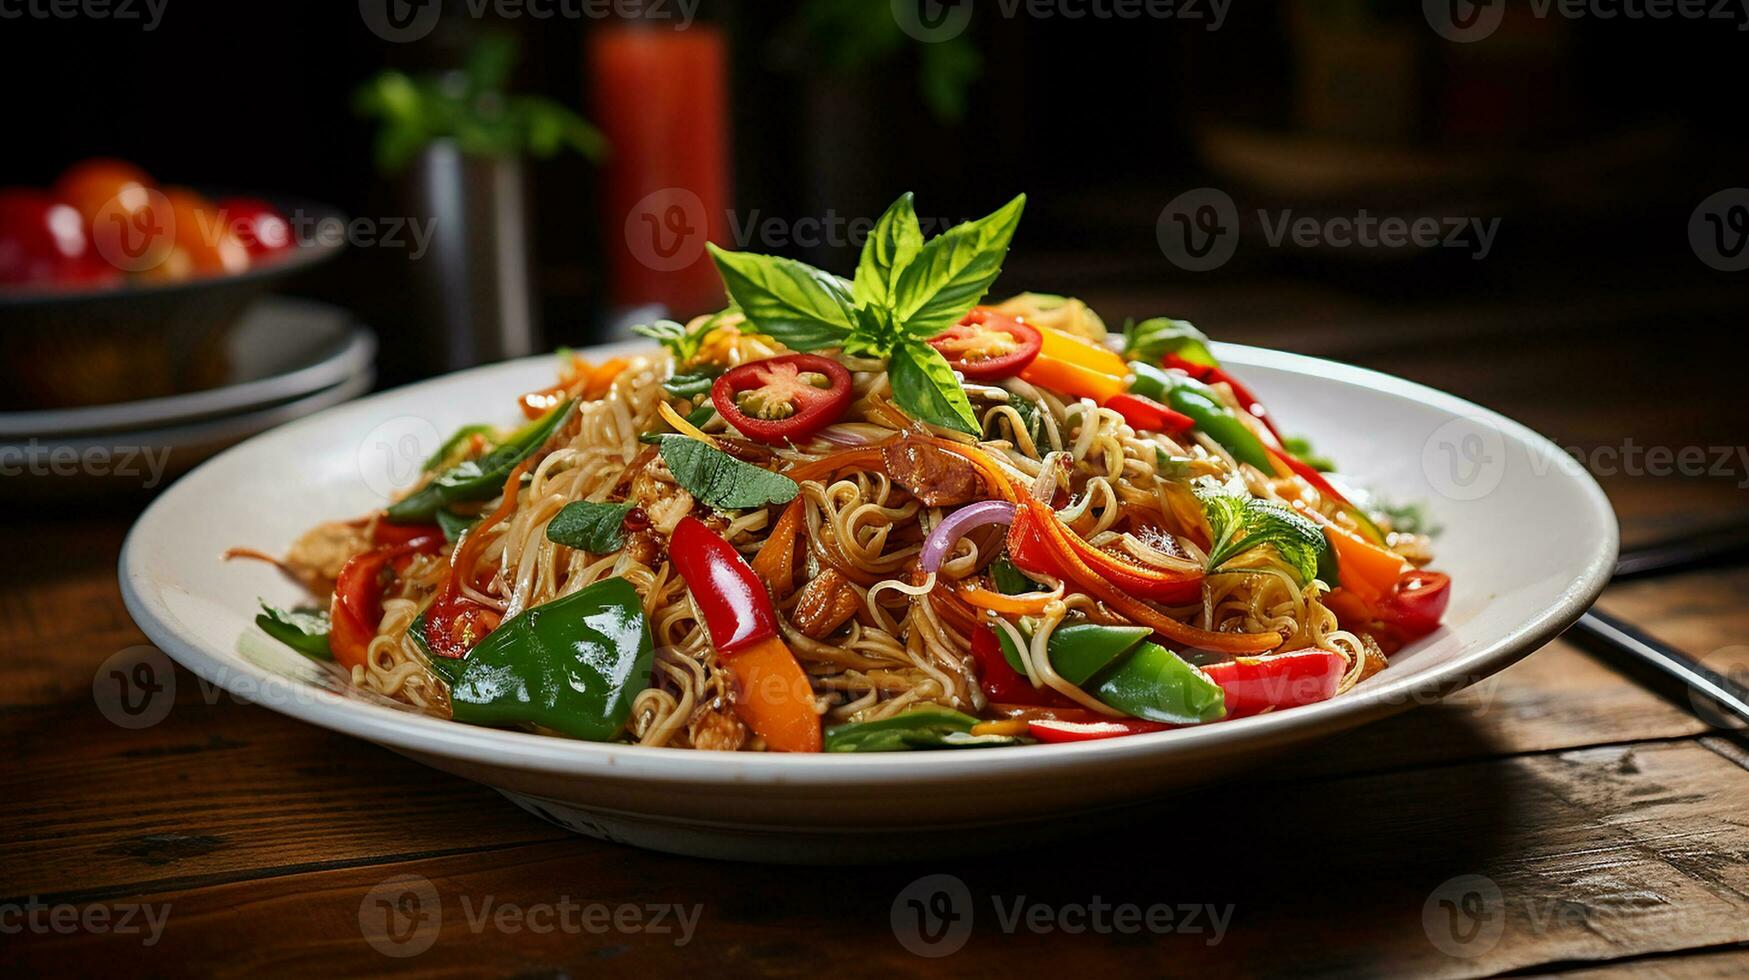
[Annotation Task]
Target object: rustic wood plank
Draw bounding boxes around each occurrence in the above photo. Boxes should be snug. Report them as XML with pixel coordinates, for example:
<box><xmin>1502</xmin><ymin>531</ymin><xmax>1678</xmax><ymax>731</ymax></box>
<box><xmin>1548</xmin><ymin>947</ymin><xmax>1749</xmax><ymax>978</ymax></box>
<box><xmin>5</xmin><ymin>740</ymin><xmax>1746</xmax><ymax>978</ymax></box>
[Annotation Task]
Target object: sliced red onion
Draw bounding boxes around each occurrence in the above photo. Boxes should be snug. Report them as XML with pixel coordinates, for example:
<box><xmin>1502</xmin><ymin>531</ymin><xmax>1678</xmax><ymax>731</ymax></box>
<box><xmin>813</xmin><ymin>424</ymin><xmax>873</xmax><ymax>447</ymax></box>
<box><xmin>920</xmin><ymin>500</ymin><xmax>1017</xmax><ymax>573</ymax></box>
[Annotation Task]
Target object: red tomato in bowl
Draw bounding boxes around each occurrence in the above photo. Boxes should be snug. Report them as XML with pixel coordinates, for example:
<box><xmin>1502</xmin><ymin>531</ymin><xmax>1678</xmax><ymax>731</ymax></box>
<box><xmin>135</xmin><ymin>188</ymin><xmax>249</xmax><ymax>282</ymax></box>
<box><xmin>53</xmin><ymin>158</ymin><xmax>155</xmax><ymax>226</ymax></box>
<box><xmin>0</xmin><ymin>189</ymin><xmax>120</xmax><ymax>287</ymax></box>
<box><xmin>215</xmin><ymin>197</ymin><xmax>294</xmax><ymax>259</ymax></box>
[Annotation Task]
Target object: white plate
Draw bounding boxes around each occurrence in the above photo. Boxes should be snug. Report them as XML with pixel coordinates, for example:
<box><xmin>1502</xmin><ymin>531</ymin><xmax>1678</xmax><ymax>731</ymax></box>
<box><xmin>0</xmin><ymin>298</ymin><xmax>375</xmax><ymax>439</ymax></box>
<box><xmin>119</xmin><ymin>343</ymin><xmax>1617</xmax><ymax>862</ymax></box>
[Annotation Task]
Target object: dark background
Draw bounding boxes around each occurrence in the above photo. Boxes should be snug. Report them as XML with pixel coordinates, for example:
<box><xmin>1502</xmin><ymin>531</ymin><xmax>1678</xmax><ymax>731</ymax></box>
<box><xmin>3</xmin><ymin>0</ymin><xmax>1745</xmax><ymax>394</ymax></box>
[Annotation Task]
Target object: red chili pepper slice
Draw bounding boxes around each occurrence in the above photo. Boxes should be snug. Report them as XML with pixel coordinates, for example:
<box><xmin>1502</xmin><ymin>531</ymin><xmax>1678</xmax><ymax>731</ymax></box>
<box><xmin>927</xmin><ymin>309</ymin><xmax>1044</xmax><ymax>380</ymax></box>
<box><xmin>669</xmin><ymin>515</ymin><xmax>779</xmax><ymax>654</ymax></box>
<box><xmin>1104</xmin><ymin>392</ymin><xmax>1195</xmax><ymax>434</ymax></box>
<box><xmin>1200</xmin><ymin>649</ymin><xmax>1347</xmax><ymax>717</ymax></box>
<box><xmin>1378</xmin><ymin>569</ymin><xmax>1451</xmax><ymax>639</ymax></box>
<box><xmin>711</xmin><ymin>353</ymin><xmax>852</xmax><ymax>444</ymax></box>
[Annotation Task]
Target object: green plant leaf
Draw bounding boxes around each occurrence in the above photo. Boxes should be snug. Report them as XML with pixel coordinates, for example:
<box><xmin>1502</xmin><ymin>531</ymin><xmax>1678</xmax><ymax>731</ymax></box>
<box><xmin>546</xmin><ymin>500</ymin><xmax>636</xmax><ymax>554</ymax></box>
<box><xmin>888</xmin><ymin>340</ymin><xmax>980</xmax><ymax>435</ymax></box>
<box><xmin>1124</xmin><ymin>317</ymin><xmax>1216</xmax><ymax>367</ymax></box>
<box><xmin>1198</xmin><ymin>491</ymin><xmax>1327</xmax><ymax>584</ymax></box>
<box><xmin>654</xmin><ymin>435</ymin><xmax>801</xmax><ymax>510</ymax></box>
<box><xmin>889</xmin><ymin>193</ymin><xmax>1026</xmax><ymax>338</ymax></box>
<box><xmin>256</xmin><ymin>603</ymin><xmax>332</xmax><ymax>661</ymax></box>
<box><xmin>853</xmin><ymin>192</ymin><xmax>924</xmax><ymax>307</ymax></box>
<box><xmin>706</xmin><ymin>245</ymin><xmax>856</xmax><ymax>352</ymax></box>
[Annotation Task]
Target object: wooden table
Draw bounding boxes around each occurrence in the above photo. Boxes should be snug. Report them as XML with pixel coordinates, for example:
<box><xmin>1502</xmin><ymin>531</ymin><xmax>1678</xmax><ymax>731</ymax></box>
<box><xmin>5</xmin><ymin>299</ymin><xmax>1747</xmax><ymax>977</ymax></box>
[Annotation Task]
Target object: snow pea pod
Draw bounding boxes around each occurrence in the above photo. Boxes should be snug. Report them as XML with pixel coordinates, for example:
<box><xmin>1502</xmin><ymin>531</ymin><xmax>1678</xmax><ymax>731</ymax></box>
<box><xmin>1127</xmin><ymin>362</ymin><xmax>1273</xmax><ymax>473</ymax></box>
<box><xmin>387</xmin><ymin>399</ymin><xmax>575</xmax><ymax>523</ymax></box>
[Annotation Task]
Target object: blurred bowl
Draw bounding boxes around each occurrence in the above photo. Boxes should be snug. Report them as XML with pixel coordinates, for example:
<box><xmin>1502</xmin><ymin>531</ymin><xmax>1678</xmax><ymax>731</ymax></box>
<box><xmin>0</xmin><ymin>194</ymin><xmax>346</xmax><ymax>410</ymax></box>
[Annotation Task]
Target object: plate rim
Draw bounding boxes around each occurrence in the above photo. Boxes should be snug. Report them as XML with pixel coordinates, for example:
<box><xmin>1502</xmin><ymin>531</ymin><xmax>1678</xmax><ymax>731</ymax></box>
<box><xmin>118</xmin><ymin>342</ymin><xmax>1619</xmax><ymax>786</ymax></box>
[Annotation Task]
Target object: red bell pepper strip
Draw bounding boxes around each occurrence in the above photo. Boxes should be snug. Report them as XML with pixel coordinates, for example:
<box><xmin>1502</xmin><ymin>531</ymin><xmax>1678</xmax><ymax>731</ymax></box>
<box><xmin>1200</xmin><ymin>649</ymin><xmax>1347</xmax><ymax>717</ymax></box>
<box><xmin>1027</xmin><ymin>717</ymin><xmax>1174</xmax><ymax>742</ymax></box>
<box><xmin>669</xmin><ymin>516</ymin><xmax>821</xmax><ymax>752</ymax></box>
<box><xmin>968</xmin><ymin>626</ymin><xmax>1074</xmax><ymax>707</ymax></box>
<box><xmin>1104</xmin><ymin>392</ymin><xmax>1195</xmax><ymax>434</ymax></box>
<box><xmin>330</xmin><ymin>536</ymin><xmax>444</xmax><ymax>670</ymax></box>
<box><xmin>670</xmin><ymin>516</ymin><xmax>780</xmax><ymax>654</ymax></box>
<box><xmin>370</xmin><ymin>518</ymin><xmax>444</xmax><ymax>549</ymax></box>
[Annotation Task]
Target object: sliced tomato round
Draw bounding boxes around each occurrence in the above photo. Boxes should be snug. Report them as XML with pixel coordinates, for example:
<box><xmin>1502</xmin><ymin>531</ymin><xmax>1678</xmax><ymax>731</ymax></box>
<box><xmin>927</xmin><ymin>309</ymin><xmax>1043</xmax><ymax>380</ymax></box>
<box><xmin>711</xmin><ymin>353</ymin><xmax>853</xmax><ymax>443</ymax></box>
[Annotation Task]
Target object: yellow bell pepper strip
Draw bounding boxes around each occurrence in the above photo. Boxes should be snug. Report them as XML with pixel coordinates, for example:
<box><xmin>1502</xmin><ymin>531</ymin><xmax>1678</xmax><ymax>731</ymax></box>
<box><xmin>670</xmin><ymin>516</ymin><xmax>821</xmax><ymax>752</ymax></box>
<box><xmin>1016</xmin><ymin>320</ymin><xmax>1130</xmax><ymax>404</ymax></box>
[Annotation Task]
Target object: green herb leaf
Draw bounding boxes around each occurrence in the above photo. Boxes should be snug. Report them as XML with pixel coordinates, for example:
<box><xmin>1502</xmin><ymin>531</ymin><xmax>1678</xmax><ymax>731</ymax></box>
<box><xmin>1199</xmin><ymin>491</ymin><xmax>1327</xmax><ymax>584</ymax></box>
<box><xmin>435</xmin><ymin>507</ymin><xmax>479</xmax><ymax>544</ymax></box>
<box><xmin>546</xmin><ymin>500</ymin><xmax>636</xmax><ymax>554</ymax></box>
<box><xmin>256</xmin><ymin>603</ymin><xmax>332</xmax><ymax>661</ymax></box>
<box><xmin>990</xmin><ymin>554</ymin><xmax>1043</xmax><ymax>595</ymax></box>
<box><xmin>1281</xmin><ymin>434</ymin><xmax>1336</xmax><ymax>472</ymax></box>
<box><xmin>889</xmin><ymin>194</ymin><xmax>1026</xmax><ymax>339</ymax></box>
<box><xmin>888</xmin><ymin>340</ymin><xmax>980</xmax><ymax>435</ymax></box>
<box><xmin>706</xmin><ymin>245</ymin><xmax>857</xmax><ymax>352</ymax></box>
<box><xmin>1124</xmin><ymin>317</ymin><xmax>1216</xmax><ymax>367</ymax></box>
<box><xmin>824</xmin><ymin>708</ymin><xmax>1017</xmax><ymax>752</ymax></box>
<box><xmin>853</xmin><ymin>192</ymin><xmax>924</xmax><ymax>308</ymax></box>
<box><xmin>654</xmin><ymin>435</ymin><xmax>801</xmax><ymax>510</ymax></box>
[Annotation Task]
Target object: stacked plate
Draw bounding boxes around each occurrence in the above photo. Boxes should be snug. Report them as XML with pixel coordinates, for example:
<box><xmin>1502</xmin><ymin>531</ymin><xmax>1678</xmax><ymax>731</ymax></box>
<box><xmin>0</xmin><ymin>298</ymin><xmax>375</xmax><ymax>496</ymax></box>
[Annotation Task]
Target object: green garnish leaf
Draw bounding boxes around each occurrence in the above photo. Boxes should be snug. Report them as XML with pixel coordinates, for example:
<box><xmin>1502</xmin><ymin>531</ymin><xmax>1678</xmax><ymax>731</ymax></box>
<box><xmin>256</xmin><ymin>603</ymin><xmax>332</xmax><ymax>661</ymax></box>
<box><xmin>654</xmin><ymin>435</ymin><xmax>801</xmax><ymax>510</ymax></box>
<box><xmin>1281</xmin><ymin>434</ymin><xmax>1337</xmax><ymax>473</ymax></box>
<box><xmin>824</xmin><ymin>708</ymin><xmax>1017</xmax><ymax>752</ymax></box>
<box><xmin>889</xmin><ymin>193</ymin><xmax>1027</xmax><ymax>339</ymax></box>
<box><xmin>1199</xmin><ymin>491</ymin><xmax>1328</xmax><ymax>584</ymax></box>
<box><xmin>888</xmin><ymin>340</ymin><xmax>980</xmax><ymax>435</ymax></box>
<box><xmin>853</xmin><ymin>192</ymin><xmax>924</xmax><ymax>308</ymax></box>
<box><xmin>435</xmin><ymin>507</ymin><xmax>479</xmax><ymax>544</ymax></box>
<box><xmin>1124</xmin><ymin>317</ymin><xmax>1216</xmax><ymax>367</ymax></box>
<box><xmin>706</xmin><ymin>244</ymin><xmax>857</xmax><ymax>352</ymax></box>
<box><xmin>990</xmin><ymin>553</ymin><xmax>1043</xmax><ymax>595</ymax></box>
<box><xmin>546</xmin><ymin>500</ymin><xmax>636</xmax><ymax>554</ymax></box>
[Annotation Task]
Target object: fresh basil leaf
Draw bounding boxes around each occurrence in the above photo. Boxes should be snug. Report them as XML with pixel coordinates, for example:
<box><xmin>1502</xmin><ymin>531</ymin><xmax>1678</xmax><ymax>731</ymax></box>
<box><xmin>853</xmin><ymin>192</ymin><xmax>924</xmax><ymax>308</ymax></box>
<box><xmin>256</xmin><ymin>603</ymin><xmax>332</xmax><ymax>661</ymax></box>
<box><xmin>654</xmin><ymin>435</ymin><xmax>800</xmax><ymax>510</ymax></box>
<box><xmin>633</xmin><ymin>319</ymin><xmax>692</xmax><ymax>359</ymax></box>
<box><xmin>1199</xmin><ymin>491</ymin><xmax>1327</xmax><ymax>584</ymax></box>
<box><xmin>1124</xmin><ymin>317</ymin><xmax>1216</xmax><ymax>367</ymax></box>
<box><xmin>824</xmin><ymin>708</ymin><xmax>1016</xmax><ymax>752</ymax></box>
<box><xmin>546</xmin><ymin>500</ymin><xmax>635</xmax><ymax>554</ymax></box>
<box><xmin>888</xmin><ymin>340</ymin><xmax>980</xmax><ymax>435</ymax></box>
<box><xmin>706</xmin><ymin>245</ymin><xmax>856</xmax><ymax>352</ymax></box>
<box><xmin>1281</xmin><ymin>434</ymin><xmax>1336</xmax><ymax>472</ymax></box>
<box><xmin>889</xmin><ymin>193</ymin><xmax>1026</xmax><ymax>339</ymax></box>
<box><xmin>663</xmin><ymin>369</ymin><xmax>719</xmax><ymax>400</ymax></box>
<box><xmin>435</xmin><ymin>507</ymin><xmax>479</xmax><ymax>544</ymax></box>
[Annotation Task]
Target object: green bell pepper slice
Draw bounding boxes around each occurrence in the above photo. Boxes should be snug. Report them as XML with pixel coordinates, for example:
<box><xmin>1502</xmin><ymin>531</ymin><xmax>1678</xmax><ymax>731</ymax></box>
<box><xmin>387</xmin><ymin>399</ymin><xmax>576</xmax><ymax>523</ymax></box>
<box><xmin>1092</xmin><ymin>641</ymin><xmax>1227</xmax><ymax>725</ymax></box>
<box><xmin>995</xmin><ymin>622</ymin><xmax>1152</xmax><ymax>686</ymax></box>
<box><xmin>1128</xmin><ymin>362</ymin><xmax>1274</xmax><ymax>473</ymax></box>
<box><xmin>824</xmin><ymin>708</ymin><xmax>1020</xmax><ymax>752</ymax></box>
<box><xmin>442</xmin><ymin>576</ymin><xmax>653</xmax><ymax>741</ymax></box>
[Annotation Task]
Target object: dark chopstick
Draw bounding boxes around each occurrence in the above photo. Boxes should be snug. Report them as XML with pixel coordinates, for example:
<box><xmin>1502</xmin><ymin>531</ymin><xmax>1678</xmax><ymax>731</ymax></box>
<box><xmin>1562</xmin><ymin>523</ymin><xmax>1749</xmax><ymax>729</ymax></box>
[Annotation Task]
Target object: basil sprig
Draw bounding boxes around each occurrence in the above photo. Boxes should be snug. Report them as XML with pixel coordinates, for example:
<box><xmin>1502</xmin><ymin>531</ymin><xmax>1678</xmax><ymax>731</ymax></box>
<box><xmin>653</xmin><ymin>435</ymin><xmax>800</xmax><ymax>511</ymax></box>
<box><xmin>1123</xmin><ymin>317</ymin><xmax>1216</xmax><ymax>368</ymax></box>
<box><xmin>704</xmin><ymin>192</ymin><xmax>1026</xmax><ymax>435</ymax></box>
